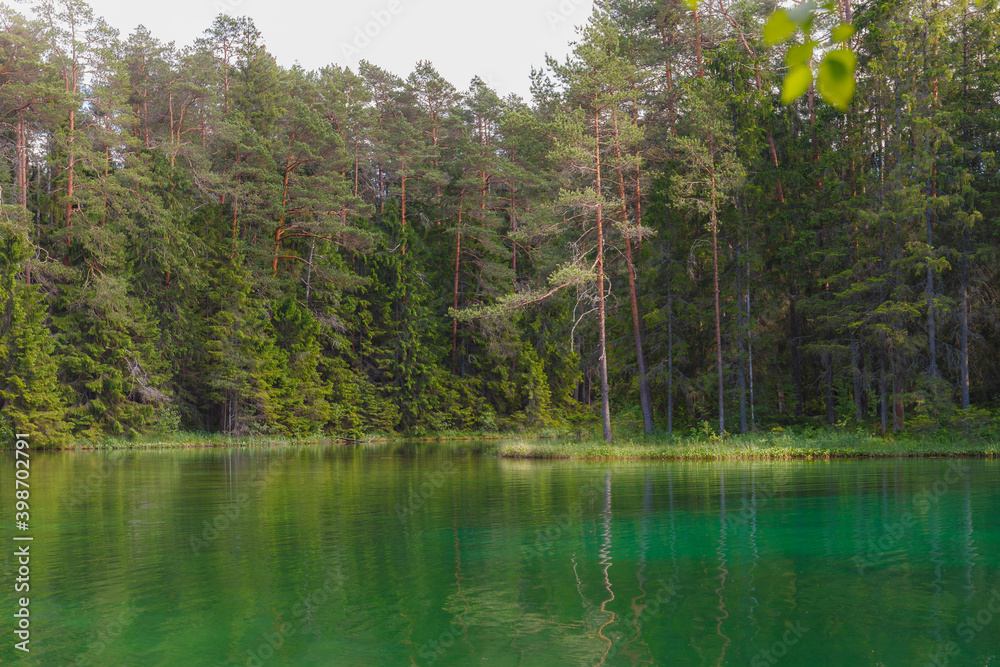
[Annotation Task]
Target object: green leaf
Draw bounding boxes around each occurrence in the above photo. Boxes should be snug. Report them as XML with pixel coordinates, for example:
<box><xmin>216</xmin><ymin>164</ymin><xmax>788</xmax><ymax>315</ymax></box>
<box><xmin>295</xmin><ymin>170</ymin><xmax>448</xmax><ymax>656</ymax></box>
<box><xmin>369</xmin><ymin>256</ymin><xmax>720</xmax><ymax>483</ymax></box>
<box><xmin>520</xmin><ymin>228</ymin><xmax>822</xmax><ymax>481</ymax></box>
<box><xmin>682</xmin><ymin>0</ymin><xmax>698</xmax><ymax>10</ymax></box>
<box><xmin>781</xmin><ymin>64</ymin><xmax>813</xmax><ymax>105</ymax></box>
<box><xmin>817</xmin><ymin>48</ymin><xmax>857</xmax><ymax>111</ymax></box>
<box><xmin>785</xmin><ymin>41</ymin><xmax>815</xmax><ymax>68</ymax></box>
<box><xmin>764</xmin><ymin>10</ymin><xmax>796</xmax><ymax>45</ymax></box>
<box><xmin>831</xmin><ymin>22</ymin><xmax>856</xmax><ymax>43</ymax></box>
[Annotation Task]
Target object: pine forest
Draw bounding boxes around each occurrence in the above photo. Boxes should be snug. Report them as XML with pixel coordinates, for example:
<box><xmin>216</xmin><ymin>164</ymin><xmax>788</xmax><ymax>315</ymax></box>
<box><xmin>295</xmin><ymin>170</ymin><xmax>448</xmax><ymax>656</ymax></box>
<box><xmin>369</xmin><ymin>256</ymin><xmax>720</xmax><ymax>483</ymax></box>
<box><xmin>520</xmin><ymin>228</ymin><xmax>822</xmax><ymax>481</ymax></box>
<box><xmin>1</xmin><ymin>0</ymin><xmax>998</xmax><ymax>445</ymax></box>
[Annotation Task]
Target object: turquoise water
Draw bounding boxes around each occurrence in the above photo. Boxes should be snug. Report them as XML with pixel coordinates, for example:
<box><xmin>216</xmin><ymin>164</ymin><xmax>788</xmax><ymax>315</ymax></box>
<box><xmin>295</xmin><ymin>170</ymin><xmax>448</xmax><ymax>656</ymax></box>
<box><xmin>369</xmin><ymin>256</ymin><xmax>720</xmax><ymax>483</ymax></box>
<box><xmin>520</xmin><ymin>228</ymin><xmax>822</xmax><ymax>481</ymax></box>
<box><xmin>1</xmin><ymin>443</ymin><xmax>999</xmax><ymax>665</ymax></box>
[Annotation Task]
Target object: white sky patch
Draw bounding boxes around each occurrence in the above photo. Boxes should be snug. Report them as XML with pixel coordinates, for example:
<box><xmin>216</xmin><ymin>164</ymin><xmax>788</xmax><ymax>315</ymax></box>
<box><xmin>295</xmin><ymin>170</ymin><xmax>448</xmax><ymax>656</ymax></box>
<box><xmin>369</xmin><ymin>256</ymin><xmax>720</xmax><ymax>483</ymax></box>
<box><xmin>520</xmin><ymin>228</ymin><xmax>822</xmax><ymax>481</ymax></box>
<box><xmin>79</xmin><ymin>0</ymin><xmax>595</xmax><ymax>100</ymax></box>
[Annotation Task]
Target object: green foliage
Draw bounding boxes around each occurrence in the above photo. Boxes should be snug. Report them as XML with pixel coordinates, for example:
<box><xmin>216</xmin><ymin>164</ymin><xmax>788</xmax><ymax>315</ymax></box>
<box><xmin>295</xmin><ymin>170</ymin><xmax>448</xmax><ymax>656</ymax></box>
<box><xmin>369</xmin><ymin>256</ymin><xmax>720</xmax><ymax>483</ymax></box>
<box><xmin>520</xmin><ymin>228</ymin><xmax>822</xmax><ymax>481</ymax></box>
<box><xmin>0</xmin><ymin>222</ymin><xmax>67</xmax><ymax>444</ymax></box>
<box><xmin>764</xmin><ymin>2</ymin><xmax>858</xmax><ymax>110</ymax></box>
<box><xmin>763</xmin><ymin>11</ymin><xmax>797</xmax><ymax>46</ymax></box>
<box><xmin>271</xmin><ymin>298</ymin><xmax>332</xmax><ymax>434</ymax></box>
<box><xmin>817</xmin><ymin>48</ymin><xmax>857</xmax><ymax>110</ymax></box>
<box><xmin>203</xmin><ymin>255</ymin><xmax>285</xmax><ymax>435</ymax></box>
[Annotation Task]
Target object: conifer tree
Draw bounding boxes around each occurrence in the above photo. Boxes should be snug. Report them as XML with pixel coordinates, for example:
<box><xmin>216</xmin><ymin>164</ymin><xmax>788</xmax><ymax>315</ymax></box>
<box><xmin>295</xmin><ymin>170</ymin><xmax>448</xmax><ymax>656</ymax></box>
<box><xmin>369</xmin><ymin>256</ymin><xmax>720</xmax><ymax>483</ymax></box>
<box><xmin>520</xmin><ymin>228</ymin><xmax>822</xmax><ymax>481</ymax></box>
<box><xmin>0</xmin><ymin>220</ymin><xmax>66</xmax><ymax>442</ymax></box>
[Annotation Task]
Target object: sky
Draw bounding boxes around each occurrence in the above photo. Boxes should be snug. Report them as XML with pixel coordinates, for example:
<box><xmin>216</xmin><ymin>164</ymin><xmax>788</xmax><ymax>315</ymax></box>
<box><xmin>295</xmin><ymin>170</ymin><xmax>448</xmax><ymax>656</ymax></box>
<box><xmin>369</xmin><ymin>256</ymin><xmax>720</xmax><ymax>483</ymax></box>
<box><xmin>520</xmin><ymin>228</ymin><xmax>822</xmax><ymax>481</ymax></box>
<box><xmin>78</xmin><ymin>0</ymin><xmax>596</xmax><ymax>101</ymax></box>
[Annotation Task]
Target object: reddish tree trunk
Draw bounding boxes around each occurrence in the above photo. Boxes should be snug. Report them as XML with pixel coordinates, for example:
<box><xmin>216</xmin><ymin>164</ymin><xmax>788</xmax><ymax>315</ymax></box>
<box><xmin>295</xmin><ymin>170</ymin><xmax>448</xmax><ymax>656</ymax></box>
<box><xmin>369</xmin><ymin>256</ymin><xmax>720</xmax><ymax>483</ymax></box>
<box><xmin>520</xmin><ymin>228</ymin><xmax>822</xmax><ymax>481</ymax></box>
<box><xmin>594</xmin><ymin>109</ymin><xmax>612</xmax><ymax>442</ymax></box>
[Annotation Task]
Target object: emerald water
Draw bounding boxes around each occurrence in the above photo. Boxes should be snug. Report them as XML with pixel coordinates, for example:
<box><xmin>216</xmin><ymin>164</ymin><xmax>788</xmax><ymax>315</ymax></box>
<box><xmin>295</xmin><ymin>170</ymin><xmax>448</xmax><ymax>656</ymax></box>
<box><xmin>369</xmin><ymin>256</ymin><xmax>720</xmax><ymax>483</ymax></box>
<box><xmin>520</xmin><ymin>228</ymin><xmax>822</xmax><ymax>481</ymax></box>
<box><xmin>2</xmin><ymin>443</ymin><xmax>999</xmax><ymax>666</ymax></box>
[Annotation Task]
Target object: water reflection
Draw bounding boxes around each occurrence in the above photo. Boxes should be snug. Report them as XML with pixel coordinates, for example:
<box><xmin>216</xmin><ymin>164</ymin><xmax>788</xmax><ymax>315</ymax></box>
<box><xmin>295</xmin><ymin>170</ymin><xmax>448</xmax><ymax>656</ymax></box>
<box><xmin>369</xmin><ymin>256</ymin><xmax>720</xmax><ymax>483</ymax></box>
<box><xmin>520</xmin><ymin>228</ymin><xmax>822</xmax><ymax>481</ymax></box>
<box><xmin>0</xmin><ymin>448</ymin><xmax>998</xmax><ymax>666</ymax></box>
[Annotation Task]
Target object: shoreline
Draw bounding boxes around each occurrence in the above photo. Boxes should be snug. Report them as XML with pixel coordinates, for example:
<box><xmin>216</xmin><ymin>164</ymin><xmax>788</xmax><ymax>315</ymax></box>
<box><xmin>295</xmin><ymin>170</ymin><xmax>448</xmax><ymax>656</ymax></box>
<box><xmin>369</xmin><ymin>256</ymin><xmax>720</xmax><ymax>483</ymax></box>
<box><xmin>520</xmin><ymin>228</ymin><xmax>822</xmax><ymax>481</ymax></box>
<box><xmin>18</xmin><ymin>431</ymin><xmax>518</xmax><ymax>451</ymax></box>
<box><xmin>492</xmin><ymin>452</ymin><xmax>1000</xmax><ymax>461</ymax></box>
<box><xmin>487</xmin><ymin>433</ymin><xmax>1000</xmax><ymax>461</ymax></box>
<box><xmin>10</xmin><ymin>429</ymin><xmax>999</xmax><ymax>460</ymax></box>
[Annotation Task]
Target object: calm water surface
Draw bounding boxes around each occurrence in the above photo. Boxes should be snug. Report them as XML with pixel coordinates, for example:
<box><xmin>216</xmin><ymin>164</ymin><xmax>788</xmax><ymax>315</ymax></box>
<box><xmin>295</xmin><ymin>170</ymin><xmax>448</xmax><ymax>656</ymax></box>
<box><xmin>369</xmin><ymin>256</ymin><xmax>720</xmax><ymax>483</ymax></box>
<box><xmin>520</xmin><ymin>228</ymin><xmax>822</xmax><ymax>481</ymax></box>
<box><xmin>2</xmin><ymin>443</ymin><xmax>999</xmax><ymax>666</ymax></box>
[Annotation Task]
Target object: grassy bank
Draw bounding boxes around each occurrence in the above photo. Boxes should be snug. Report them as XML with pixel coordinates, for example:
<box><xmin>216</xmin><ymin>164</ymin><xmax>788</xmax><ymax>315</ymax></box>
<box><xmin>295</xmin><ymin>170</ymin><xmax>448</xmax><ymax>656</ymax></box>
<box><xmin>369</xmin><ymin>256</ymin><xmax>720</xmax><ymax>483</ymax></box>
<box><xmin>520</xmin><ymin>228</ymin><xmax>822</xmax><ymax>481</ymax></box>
<box><xmin>489</xmin><ymin>430</ymin><xmax>1000</xmax><ymax>460</ymax></box>
<box><xmin>17</xmin><ymin>424</ymin><xmax>999</xmax><ymax>458</ymax></box>
<box><xmin>46</xmin><ymin>431</ymin><xmax>341</xmax><ymax>450</ymax></box>
<box><xmin>37</xmin><ymin>426</ymin><xmax>571</xmax><ymax>450</ymax></box>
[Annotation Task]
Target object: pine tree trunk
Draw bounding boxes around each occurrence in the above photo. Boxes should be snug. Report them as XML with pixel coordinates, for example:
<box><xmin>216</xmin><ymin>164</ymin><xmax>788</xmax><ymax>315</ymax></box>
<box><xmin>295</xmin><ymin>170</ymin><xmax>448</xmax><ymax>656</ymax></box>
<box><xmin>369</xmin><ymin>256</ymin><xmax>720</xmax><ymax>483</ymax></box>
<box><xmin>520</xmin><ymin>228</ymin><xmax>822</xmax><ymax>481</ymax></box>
<box><xmin>595</xmin><ymin>110</ymin><xmax>612</xmax><ymax>443</ymax></box>
<box><xmin>879</xmin><ymin>353</ymin><xmax>888</xmax><ymax>434</ymax></box>
<box><xmin>16</xmin><ymin>113</ymin><xmax>28</xmax><ymax>209</ymax></box>
<box><xmin>667</xmin><ymin>231</ymin><xmax>674</xmax><ymax>436</ymax></box>
<box><xmin>354</xmin><ymin>139</ymin><xmax>360</xmax><ymax>198</ymax></box>
<box><xmin>960</xmin><ymin>234</ymin><xmax>970</xmax><ymax>409</ymax></box>
<box><xmin>626</xmin><ymin>236</ymin><xmax>654</xmax><ymax>435</ymax></box>
<box><xmin>790</xmin><ymin>289</ymin><xmax>804</xmax><ymax>417</ymax></box>
<box><xmin>746</xmin><ymin>256</ymin><xmax>755</xmax><ymax>430</ymax></box>
<box><xmin>612</xmin><ymin>110</ymin><xmax>653</xmax><ymax>434</ymax></box>
<box><xmin>824</xmin><ymin>350</ymin><xmax>835</xmax><ymax>424</ymax></box>
<box><xmin>378</xmin><ymin>165</ymin><xmax>385</xmax><ymax>215</ymax></box>
<box><xmin>767</xmin><ymin>130</ymin><xmax>784</xmax><ymax>202</ymax></box>
<box><xmin>451</xmin><ymin>225</ymin><xmax>462</xmax><ymax>373</ymax></box>
<box><xmin>64</xmin><ymin>108</ymin><xmax>75</xmax><ymax>266</ymax></box>
<box><xmin>273</xmin><ymin>154</ymin><xmax>293</xmax><ymax>273</ymax></box>
<box><xmin>893</xmin><ymin>359</ymin><xmax>903</xmax><ymax>431</ymax></box>
<box><xmin>510</xmin><ymin>189</ymin><xmax>517</xmax><ymax>280</ymax></box>
<box><xmin>693</xmin><ymin>7</ymin><xmax>704</xmax><ymax>78</ymax></box>
<box><xmin>852</xmin><ymin>339</ymin><xmax>863</xmax><ymax>422</ymax></box>
<box><xmin>231</xmin><ymin>196</ymin><xmax>239</xmax><ymax>251</ymax></box>
<box><xmin>737</xmin><ymin>343</ymin><xmax>747</xmax><ymax>434</ymax></box>
<box><xmin>400</xmin><ymin>162</ymin><xmax>407</xmax><ymax>256</ymax></box>
<box><xmin>737</xmin><ymin>245</ymin><xmax>747</xmax><ymax>434</ymax></box>
<box><xmin>711</xmin><ymin>175</ymin><xmax>724</xmax><ymax>436</ymax></box>
<box><xmin>926</xmin><ymin>184</ymin><xmax>937</xmax><ymax>381</ymax></box>
<box><xmin>597</xmin><ymin>224</ymin><xmax>611</xmax><ymax>442</ymax></box>
<box><xmin>925</xmin><ymin>10</ymin><xmax>939</xmax><ymax>383</ymax></box>
<box><xmin>305</xmin><ymin>238</ymin><xmax>315</xmax><ymax>304</ymax></box>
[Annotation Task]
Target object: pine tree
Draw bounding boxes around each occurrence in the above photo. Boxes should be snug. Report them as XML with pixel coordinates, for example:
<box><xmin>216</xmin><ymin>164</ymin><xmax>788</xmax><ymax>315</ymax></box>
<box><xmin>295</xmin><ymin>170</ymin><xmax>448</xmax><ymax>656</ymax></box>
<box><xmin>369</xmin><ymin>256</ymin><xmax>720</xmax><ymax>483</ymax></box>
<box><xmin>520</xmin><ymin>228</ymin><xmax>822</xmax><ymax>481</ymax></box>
<box><xmin>204</xmin><ymin>253</ymin><xmax>285</xmax><ymax>435</ymax></box>
<box><xmin>670</xmin><ymin>77</ymin><xmax>745</xmax><ymax>436</ymax></box>
<box><xmin>0</xmin><ymin>219</ymin><xmax>66</xmax><ymax>443</ymax></box>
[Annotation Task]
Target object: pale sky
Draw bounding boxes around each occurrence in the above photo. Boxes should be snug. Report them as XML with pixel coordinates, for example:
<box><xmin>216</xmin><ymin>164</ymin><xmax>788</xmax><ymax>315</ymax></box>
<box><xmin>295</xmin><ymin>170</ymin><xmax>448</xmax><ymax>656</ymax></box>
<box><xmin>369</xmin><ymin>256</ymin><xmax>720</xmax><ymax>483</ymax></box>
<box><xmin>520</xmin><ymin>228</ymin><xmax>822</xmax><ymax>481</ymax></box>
<box><xmin>79</xmin><ymin>0</ymin><xmax>596</xmax><ymax>101</ymax></box>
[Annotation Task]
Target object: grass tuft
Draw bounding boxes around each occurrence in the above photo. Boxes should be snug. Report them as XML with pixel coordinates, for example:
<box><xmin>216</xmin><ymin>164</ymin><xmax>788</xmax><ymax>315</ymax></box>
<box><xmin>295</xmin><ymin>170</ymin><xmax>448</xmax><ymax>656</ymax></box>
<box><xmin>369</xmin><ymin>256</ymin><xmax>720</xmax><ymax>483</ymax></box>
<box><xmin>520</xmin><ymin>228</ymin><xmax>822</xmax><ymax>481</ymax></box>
<box><xmin>489</xmin><ymin>431</ymin><xmax>1000</xmax><ymax>460</ymax></box>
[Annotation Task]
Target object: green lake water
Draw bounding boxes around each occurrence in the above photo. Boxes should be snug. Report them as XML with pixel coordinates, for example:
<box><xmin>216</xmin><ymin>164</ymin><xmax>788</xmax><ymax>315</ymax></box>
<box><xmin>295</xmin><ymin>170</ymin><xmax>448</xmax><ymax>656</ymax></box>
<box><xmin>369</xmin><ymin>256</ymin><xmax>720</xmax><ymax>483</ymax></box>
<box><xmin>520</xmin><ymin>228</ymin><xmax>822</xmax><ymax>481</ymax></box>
<box><xmin>2</xmin><ymin>442</ymin><xmax>999</xmax><ymax>666</ymax></box>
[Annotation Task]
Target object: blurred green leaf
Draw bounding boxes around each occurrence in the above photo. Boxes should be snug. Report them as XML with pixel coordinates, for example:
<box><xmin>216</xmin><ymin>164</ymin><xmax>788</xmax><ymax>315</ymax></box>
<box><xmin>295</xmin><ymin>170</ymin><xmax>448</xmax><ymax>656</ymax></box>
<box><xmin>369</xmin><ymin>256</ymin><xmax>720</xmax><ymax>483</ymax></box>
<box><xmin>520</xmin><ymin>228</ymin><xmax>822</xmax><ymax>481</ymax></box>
<box><xmin>785</xmin><ymin>41</ymin><xmax>815</xmax><ymax>68</ymax></box>
<box><xmin>831</xmin><ymin>22</ymin><xmax>856</xmax><ymax>43</ymax></box>
<box><xmin>817</xmin><ymin>48</ymin><xmax>857</xmax><ymax>111</ymax></box>
<box><xmin>764</xmin><ymin>10</ymin><xmax>796</xmax><ymax>45</ymax></box>
<box><xmin>683</xmin><ymin>0</ymin><xmax>698</xmax><ymax>10</ymax></box>
<box><xmin>781</xmin><ymin>64</ymin><xmax>813</xmax><ymax>105</ymax></box>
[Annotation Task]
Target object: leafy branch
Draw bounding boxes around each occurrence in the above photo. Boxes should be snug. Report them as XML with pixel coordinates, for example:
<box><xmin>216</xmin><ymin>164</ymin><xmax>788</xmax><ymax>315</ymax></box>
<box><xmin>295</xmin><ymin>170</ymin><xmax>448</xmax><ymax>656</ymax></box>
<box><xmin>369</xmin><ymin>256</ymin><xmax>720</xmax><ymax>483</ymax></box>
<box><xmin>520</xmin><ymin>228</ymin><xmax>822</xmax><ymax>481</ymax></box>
<box><xmin>763</xmin><ymin>0</ymin><xmax>858</xmax><ymax>110</ymax></box>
